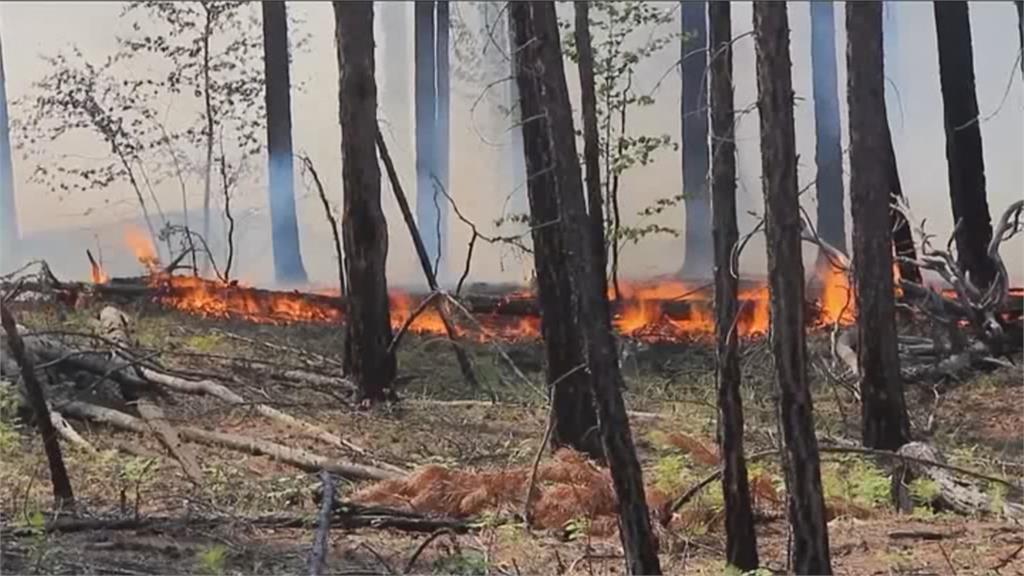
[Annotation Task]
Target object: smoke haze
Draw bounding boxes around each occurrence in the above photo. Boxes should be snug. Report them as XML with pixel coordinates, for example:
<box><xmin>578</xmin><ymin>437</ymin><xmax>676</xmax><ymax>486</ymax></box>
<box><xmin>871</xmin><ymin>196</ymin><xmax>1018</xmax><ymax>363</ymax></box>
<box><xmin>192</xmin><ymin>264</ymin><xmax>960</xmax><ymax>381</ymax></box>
<box><xmin>0</xmin><ymin>1</ymin><xmax>1020</xmax><ymax>287</ymax></box>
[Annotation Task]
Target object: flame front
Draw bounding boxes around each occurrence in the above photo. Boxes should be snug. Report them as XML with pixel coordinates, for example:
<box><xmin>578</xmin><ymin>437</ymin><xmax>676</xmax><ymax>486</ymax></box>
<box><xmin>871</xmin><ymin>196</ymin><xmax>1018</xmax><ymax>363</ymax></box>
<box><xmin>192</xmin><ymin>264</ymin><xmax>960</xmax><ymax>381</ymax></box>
<box><xmin>818</xmin><ymin>264</ymin><xmax>856</xmax><ymax>326</ymax></box>
<box><xmin>125</xmin><ymin>227</ymin><xmax>161</xmax><ymax>273</ymax></box>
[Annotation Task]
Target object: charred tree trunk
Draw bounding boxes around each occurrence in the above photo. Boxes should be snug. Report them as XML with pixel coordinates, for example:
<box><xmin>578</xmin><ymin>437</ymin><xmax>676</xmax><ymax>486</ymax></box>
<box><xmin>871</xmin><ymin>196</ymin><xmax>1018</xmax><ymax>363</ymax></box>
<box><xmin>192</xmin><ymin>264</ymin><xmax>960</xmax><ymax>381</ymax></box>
<box><xmin>1017</xmin><ymin>2</ymin><xmax>1023</xmax><ymax>77</ymax></box>
<box><xmin>709</xmin><ymin>2</ymin><xmax>759</xmax><ymax>570</ymax></box>
<box><xmin>508</xmin><ymin>5</ymin><xmax>598</xmax><ymax>460</ymax></box>
<box><xmin>574</xmin><ymin>1</ymin><xmax>610</xmax><ymax>326</ymax></box>
<box><xmin>0</xmin><ymin>303</ymin><xmax>74</xmax><ymax>506</ymax></box>
<box><xmin>846</xmin><ymin>2</ymin><xmax>912</xmax><ymax>451</ymax></box>
<box><xmin>511</xmin><ymin>4</ymin><xmax>661</xmax><ymax>574</ymax></box>
<box><xmin>334</xmin><ymin>1</ymin><xmax>396</xmax><ymax>403</ymax></box>
<box><xmin>885</xmin><ymin>120</ymin><xmax>923</xmax><ymax>284</ymax></box>
<box><xmin>933</xmin><ymin>1</ymin><xmax>996</xmax><ymax>289</ymax></box>
<box><xmin>752</xmin><ymin>3</ymin><xmax>832</xmax><ymax>574</ymax></box>
<box><xmin>262</xmin><ymin>1</ymin><xmax>308</xmax><ymax>286</ymax></box>
<box><xmin>436</xmin><ymin>0</ymin><xmax>451</xmax><ymax>281</ymax></box>
<box><xmin>810</xmin><ymin>2</ymin><xmax>847</xmax><ymax>259</ymax></box>
<box><xmin>0</xmin><ymin>33</ymin><xmax>17</xmax><ymax>270</ymax></box>
<box><xmin>680</xmin><ymin>1</ymin><xmax>712</xmax><ymax>279</ymax></box>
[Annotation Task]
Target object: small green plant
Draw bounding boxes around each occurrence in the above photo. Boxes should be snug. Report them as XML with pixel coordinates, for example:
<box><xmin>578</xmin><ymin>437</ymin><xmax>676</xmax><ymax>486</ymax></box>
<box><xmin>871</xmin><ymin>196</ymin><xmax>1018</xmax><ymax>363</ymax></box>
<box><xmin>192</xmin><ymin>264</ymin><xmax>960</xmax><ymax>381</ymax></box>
<box><xmin>432</xmin><ymin>550</ymin><xmax>488</xmax><ymax>576</ymax></box>
<box><xmin>651</xmin><ymin>454</ymin><xmax>691</xmax><ymax>494</ymax></box>
<box><xmin>20</xmin><ymin>509</ymin><xmax>49</xmax><ymax>572</ymax></box>
<box><xmin>184</xmin><ymin>333</ymin><xmax>223</xmax><ymax>352</ymax></box>
<box><xmin>988</xmin><ymin>482</ymin><xmax>1009</xmax><ymax>514</ymax></box>
<box><xmin>822</xmin><ymin>459</ymin><xmax>890</xmax><ymax>508</ymax></box>
<box><xmin>196</xmin><ymin>544</ymin><xmax>229</xmax><ymax>576</ymax></box>
<box><xmin>563</xmin><ymin>516</ymin><xmax>591</xmax><ymax>542</ymax></box>
<box><xmin>908</xmin><ymin>478</ymin><xmax>940</xmax><ymax>507</ymax></box>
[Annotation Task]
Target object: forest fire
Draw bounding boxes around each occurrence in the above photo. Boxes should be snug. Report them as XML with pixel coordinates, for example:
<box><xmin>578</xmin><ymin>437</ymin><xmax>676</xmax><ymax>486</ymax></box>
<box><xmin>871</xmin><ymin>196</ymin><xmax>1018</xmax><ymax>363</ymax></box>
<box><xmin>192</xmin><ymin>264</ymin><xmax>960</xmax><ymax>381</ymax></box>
<box><xmin>84</xmin><ymin>230</ymin><xmax>868</xmax><ymax>342</ymax></box>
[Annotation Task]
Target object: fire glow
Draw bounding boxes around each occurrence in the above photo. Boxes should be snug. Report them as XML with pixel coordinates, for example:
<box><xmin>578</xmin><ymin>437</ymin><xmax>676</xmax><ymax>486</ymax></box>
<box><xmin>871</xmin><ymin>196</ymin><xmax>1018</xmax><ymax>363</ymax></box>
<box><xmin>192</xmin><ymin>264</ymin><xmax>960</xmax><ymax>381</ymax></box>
<box><xmin>96</xmin><ymin>226</ymin><xmax>863</xmax><ymax>342</ymax></box>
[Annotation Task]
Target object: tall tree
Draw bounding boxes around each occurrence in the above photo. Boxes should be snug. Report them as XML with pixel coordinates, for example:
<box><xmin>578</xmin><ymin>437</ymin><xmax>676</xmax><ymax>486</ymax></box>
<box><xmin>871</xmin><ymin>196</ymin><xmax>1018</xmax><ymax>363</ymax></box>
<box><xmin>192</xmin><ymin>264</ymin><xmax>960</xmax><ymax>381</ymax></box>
<box><xmin>508</xmin><ymin>5</ymin><xmax>599</xmax><ymax>458</ymax></box>
<box><xmin>1017</xmin><ymin>2</ymin><xmax>1023</xmax><ymax>77</ymax></box>
<box><xmin>436</xmin><ymin>0</ymin><xmax>451</xmax><ymax>282</ymax></box>
<box><xmin>709</xmin><ymin>2</ymin><xmax>759</xmax><ymax>570</ymax></box>
<box><xmin>847</xmin><ymin>2</ymin><xmax>912</xmax><ymax>452</ymax></box>
<box><xmin>574</xmin><ymin>1</ymin><xmax>609</xmax><ymax>323</ymax></box>
<box><xmin>810</xmin><ymin>2</ymin><xmax>847</xmax><ymax>258</ymax></box>
<box><xmin>0</xmin><ymin>33</ymin><xmax>18</xmax><ymax>269</ymax></box>
<box><xmin>415</xmin><ymin>1</ymin><xmax>448</xmax><ymax>278</ymax></box>
<box><xmin>262</xmin><ymin>1</ymin><xmax>308</xmax><ymax>286</ymax></box>
<box><xmin>752</xmin><ymin>3</ymin><xmax>832</xmax><ymax>573</ymax></box>
<box><xmin>679</xmin><ymin>1</ymin><xmax>712</xmax><ymax>278</ymax></box>
<box><xmin>511</xmin><ymin>4</ymin><xmax>661</xmax><ymax>573</ymax></box>
<box><xmin>933</xmin><ymin>1</ymin><xmax>995</xmax><ymax>289</ymax></box>
<box><xmin>334</xmin><ymin>1</ymin><xmax>396</xmax><ymax>404</ymax></box>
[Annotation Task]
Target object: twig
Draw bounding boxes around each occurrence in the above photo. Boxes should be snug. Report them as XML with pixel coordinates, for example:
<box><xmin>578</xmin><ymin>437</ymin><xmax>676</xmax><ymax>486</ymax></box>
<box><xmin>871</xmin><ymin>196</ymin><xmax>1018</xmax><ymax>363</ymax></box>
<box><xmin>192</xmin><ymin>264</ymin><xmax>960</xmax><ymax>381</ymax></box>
<box><xmin>404</xmin><ymin>528</ymin><xmax>456</xmax><ymax>575</ymax></box>
<box><xmin>308</xmin><ymin>471</ymin><xmax>336</xmax><ymax>576</ymax></box>
<box><xmin>386</xmin><ymin>292</ymin><xmax>442</xmax><ymax>360</ymax></box>
<box><xmin>523</xmin><ymin>363</ymin><xmax>587</xmax><ymax>528</ymax></box>
<box><xmin>376</xmin><ymin>128</ymin><xmax>481</xmax><ymax>393</ymax></box>
<box><xmin>441</xmin><ymin>293</ymin><xmax>545</xmax><ymax>400</ymax></box>
<box><xmin>989</xmin><ymin>543</ymin><xmax>1023</xmax><ymax>572</ymax></box>
<box><xmin>301</xmin><ymin>154</ymin><xmax>346</xmax><ymax>298</ymax></box>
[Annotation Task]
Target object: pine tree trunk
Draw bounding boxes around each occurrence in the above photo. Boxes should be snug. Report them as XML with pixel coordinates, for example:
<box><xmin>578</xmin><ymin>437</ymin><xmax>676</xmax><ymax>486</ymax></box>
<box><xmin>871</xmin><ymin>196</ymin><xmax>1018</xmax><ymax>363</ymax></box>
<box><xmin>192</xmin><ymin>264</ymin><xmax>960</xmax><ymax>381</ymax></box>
<box><xmin>846</xmin><ymin>2</ymin><xmax>912</xmax><ymax>452</ymax></box>
<box><xmin>262</xmin><ymin>1</ymin><xmax>308</xmax><ymax>286</ymax></box>
<box><xmin>680</xmin><ymin>1</ymin><xmax>712</xmax><ymax>278</ymax></box>
<box><xmin>709</xmin><ymin>2</ymin><xmax>759</xmax><ymax>570</ymax></box>
<box><xmin>509</xmin><ymin>3</ymin><xmax>598</xmax><ymax>460</ymax></box>
<box><xmin>752</xmin><ymin>3</ymin><xmax>832</xmax><ymax>573</ymax></box>
<box><xmin>810</xmin><ymin>2</ymin><xmax>847</xmax><ymax>258</ymax></box>
<box><xmin>574</xmin><ymin>1</ymin><xmax>610</xmax><ymax>326</ymax></box>
<box><xmin>0</xmin><ymin>33</ymin><xmax>17</xmax><ymax>269</ymax></box>
<box><xmin>334</xmin><ymin>1</ymin><xmax>396</xmax><ymax>404</ymax></box>
<box><xmin>511</xmin><ymin>4</ymin><xmax>661</xmax><ymax>574</ymax></box>
<box><xmin>435</xmin><ymin>0</ymin><xmax>450</xmax><ymax>282</ymax></box>
<box><xmin>885</xmin><ymin>119</ymin><xmax>923</xmax><ymax>284</ymax></box>
<box><xmin>933</xmin><ymin>1</ymin><xmax>995</xmax><ymax>289</ymax></box>
<box><xmin>414</xmin><ymin>1</ymin><xmax>441</xmax><ymax>273</ymax></box>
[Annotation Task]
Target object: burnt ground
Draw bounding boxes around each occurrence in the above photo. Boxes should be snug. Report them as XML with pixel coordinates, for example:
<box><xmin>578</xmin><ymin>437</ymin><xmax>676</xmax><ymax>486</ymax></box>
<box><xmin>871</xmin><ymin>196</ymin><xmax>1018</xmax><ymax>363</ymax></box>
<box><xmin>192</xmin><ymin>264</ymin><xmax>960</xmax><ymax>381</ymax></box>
<box><xmin>1</xmin><ymin>299</ymin><xmax>1022</xmax><ymax>575</ymax></box>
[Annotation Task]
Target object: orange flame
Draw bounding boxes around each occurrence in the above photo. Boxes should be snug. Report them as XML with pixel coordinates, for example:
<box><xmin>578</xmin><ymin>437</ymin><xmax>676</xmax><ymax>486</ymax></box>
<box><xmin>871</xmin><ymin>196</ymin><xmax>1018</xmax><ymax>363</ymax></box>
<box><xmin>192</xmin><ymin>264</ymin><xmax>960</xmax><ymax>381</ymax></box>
<box><xmin>125</xmin><ymin>227</ymin><xmax>160</xmax><ymax>273</ymax></box>
<box><xmin>818</xmin><ymin>265</ymin><xmax>856</xmax><ymax>325</ymax></box>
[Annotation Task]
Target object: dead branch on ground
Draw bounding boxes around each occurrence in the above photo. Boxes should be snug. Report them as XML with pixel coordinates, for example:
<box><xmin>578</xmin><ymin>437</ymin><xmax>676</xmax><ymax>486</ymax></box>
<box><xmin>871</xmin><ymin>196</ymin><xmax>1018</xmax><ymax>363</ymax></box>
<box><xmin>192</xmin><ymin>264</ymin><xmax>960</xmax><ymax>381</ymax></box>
<box><xmin>308</xmin><ymin>471</ymin><xmax>336</xmax><ymax>576</ymax></box>
<box><xmin>0</xmin><ymin>302</ymin><xmax>75</xmax><ymax>505</ymax></box>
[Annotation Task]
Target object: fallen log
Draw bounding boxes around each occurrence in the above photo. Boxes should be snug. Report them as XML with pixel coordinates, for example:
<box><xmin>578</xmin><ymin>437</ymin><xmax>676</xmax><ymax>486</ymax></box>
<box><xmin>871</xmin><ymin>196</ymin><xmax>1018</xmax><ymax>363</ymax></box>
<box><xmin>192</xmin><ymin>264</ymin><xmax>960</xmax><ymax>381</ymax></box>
<box><xmin>2</xmin><ymin>505</ymin><xmax>469</xmax><ymax>537</ymax></box>
<box><xmin>98</xmin><ymin>306</ymin><xmax>203</xmax><ymax>484</ymax></box>
<box><xmin>893</xmin><ymin>441</ymin><xmax>1024</xmax><ymax>519</ymax></box>
<box><xmin>59</xmin><ymin>401</ymin><xmax>401</xmax><ymax>481</ymax></box>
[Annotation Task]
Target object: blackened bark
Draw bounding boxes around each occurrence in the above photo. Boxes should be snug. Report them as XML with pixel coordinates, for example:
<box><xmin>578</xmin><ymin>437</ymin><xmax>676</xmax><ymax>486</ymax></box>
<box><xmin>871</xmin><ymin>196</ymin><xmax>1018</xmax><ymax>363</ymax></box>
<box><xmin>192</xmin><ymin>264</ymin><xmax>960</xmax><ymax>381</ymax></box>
<box><xmin>414</xmin><ymin>2</ymin><xmax>442</xmax><ymax>272</ymax></box>
<box><xmin>262</xmin><ymin>1</ymin><xmax>308</xmax><ymax>286</ymax></box>
<box><xmin>574</xmin><ymin>1</ymin><xmax>610</xmax><ymax>326</ymax></box>
<box><xmin>846</xmin><ymin>2</ymin><xmax>912</xmax><ymax>452</ymax></box>
<box><xmin>885</xmin><ymin>120</ymin><xmax>923</xmax><ymax>284</ymax></box>
<box><xmin>680</xmin><ymin>1</ymin><xmax>712</xmax><ymax>278</ymax></box>
<box><xmin>752</xmin><ymin>3</ymin><xmax>832</xmax><ymax>573</ymax></box>
<box><xmin>511</xmin><ymin>4</ymin><xmax>661</xmax><ymax>574</ymax></box>
<box><xmin>709</xmin><ymin>2</ymin><xmax>759</xmax><ymax>570</ymax></box>
<box><xmin>508</xmin><ymin>4</ymin><xmax>599</xmax><ymax>460</ymax></box>
<box><xmin>933</xmin><ymin>1</ymin><xmax>996</xmax><ymax>289</ymax></box>
<box><xmin>1017</xmin><ymin>2</ymin><xmax>1023</xmax><ymax>76</ymax></box>
<box><xmin>334</xmin><ymin>1</ymin><xmax>396</xmax><ymax>403</ymax></box>
<box><xmin>1</xmin><ymin>303</ymin><xmax>74</xmax><ymax>506</ymax></box>
<box><xmin>810</xmin><ymin>2</ymin><xmax>847</xmax><ymax>257</ymax></box>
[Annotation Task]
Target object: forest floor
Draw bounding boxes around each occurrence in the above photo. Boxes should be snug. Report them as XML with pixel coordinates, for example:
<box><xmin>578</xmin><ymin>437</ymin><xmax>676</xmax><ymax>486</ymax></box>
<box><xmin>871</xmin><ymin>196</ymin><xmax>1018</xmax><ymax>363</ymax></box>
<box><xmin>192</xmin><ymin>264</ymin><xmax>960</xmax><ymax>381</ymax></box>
<box><xmin>0</xmin><ymin>300</ymin><xmax>1021</xmax><ymax>575</ymax></box>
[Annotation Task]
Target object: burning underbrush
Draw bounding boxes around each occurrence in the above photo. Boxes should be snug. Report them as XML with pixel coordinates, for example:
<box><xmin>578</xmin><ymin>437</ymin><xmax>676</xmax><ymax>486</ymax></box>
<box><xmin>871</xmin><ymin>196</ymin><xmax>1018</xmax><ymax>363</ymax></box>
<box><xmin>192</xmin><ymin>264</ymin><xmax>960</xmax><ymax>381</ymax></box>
<box><xmin>88</xmin><ymin>226</ymin><xmax>867</xmax><ymax>343</ymax></box>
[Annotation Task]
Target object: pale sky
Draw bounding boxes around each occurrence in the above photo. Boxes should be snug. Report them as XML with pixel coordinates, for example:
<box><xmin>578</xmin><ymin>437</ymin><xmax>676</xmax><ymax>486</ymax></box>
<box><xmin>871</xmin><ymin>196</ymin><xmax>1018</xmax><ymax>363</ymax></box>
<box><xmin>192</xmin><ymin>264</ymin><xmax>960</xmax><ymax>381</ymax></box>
<box><xmin>1</xmin><ymin>2</ymin><xmax>1021</xmax><ymax>286</ymax></box>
